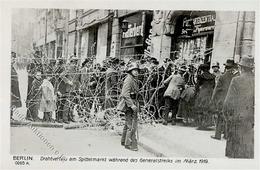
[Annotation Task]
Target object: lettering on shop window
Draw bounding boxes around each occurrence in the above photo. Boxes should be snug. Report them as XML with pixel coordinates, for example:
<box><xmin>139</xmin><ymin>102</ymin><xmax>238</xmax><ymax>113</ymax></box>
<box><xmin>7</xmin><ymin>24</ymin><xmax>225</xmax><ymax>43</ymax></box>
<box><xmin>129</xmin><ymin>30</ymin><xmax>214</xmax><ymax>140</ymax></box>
<box><xmin>122</xmin><ymin>23</ymin><xmax>144</xmax><ymax>38</ymax></box>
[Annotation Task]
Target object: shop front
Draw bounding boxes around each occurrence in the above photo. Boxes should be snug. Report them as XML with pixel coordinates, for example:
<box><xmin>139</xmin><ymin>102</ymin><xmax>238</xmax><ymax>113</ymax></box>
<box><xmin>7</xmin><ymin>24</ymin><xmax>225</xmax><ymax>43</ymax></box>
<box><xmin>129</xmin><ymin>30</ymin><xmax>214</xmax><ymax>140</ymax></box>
<box><xmin>119</xmin><ymin>11</ymin><xmax>153</xmax><ymax>62</ymax></box>
<box><xmin>170</xmin><ymin>11</ymin><xmax>216</xmax><ymax>66</ymax></box>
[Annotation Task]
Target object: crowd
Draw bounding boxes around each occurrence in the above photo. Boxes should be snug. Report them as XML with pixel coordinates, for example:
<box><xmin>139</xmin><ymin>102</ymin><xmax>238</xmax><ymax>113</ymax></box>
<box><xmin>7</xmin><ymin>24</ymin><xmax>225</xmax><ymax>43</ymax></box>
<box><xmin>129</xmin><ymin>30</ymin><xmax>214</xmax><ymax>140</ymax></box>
<box><xmin>11</xmin><ymin>51</ymin><xmax>254</xmax><ymax>158</ymax></box>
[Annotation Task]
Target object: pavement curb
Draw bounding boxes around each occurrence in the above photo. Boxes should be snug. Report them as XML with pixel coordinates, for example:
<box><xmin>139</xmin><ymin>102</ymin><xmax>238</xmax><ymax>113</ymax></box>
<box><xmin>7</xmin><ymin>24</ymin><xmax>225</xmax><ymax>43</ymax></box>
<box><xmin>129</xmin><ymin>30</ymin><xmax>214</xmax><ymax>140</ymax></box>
<box><xmin>11</xmin><ymin>121</ymin><xmax>63</xmax><ymax>128</ymax></box>
<box><xmin>138</xmin><ymin>140</ymin><xmax>166</xmax><ymax>157</ymax></box>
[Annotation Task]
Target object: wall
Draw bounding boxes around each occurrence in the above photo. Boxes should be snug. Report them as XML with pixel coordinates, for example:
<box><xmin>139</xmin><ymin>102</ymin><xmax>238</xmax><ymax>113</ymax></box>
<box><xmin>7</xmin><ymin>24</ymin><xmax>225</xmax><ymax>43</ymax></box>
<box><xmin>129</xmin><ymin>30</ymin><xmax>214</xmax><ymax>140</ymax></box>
<box><xmin>80</xmin><ymin>30</ymin><xmax>89</xmax><ymax>60</ymax></box>
<box><xmin>96</xmin><ymin>23</ymin><xmax>108</xmax><ymax>64</ymax></box>
<box><xmin>211</xmin><ymin>11</ymin><xmax>239</xmax><ymax>71</ymax></box>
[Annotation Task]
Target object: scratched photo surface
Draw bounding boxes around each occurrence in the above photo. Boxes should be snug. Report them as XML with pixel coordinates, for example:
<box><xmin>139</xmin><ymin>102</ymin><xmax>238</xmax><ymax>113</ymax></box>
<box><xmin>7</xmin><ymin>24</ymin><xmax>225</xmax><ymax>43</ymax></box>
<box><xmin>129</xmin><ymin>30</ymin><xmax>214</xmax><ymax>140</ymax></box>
<box><xmin>10</xmin><ymin>9</ymin><xmax>255</xmax><ymax>159</ymax></box>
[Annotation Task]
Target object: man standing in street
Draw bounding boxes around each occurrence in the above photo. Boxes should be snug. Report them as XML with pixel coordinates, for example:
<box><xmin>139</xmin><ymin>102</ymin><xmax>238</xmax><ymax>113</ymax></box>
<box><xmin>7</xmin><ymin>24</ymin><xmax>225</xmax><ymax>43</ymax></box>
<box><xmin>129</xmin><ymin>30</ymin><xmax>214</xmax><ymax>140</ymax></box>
<box><xmin>26</xmin><ymin>70</ymin><xmax>42</xmax><ymax>121</ymax></box>
<box><xmin>162</xmin><ymin>66</ymin><xmax>186</xmax><ymax>125</ymax></box>
<box><xmin>117</xmin><ymin>62</ymin><xmax>140</xmax><ymax>151</ymax></box>
<box><xmin>60</xmin><ymin>56</ymin><xmax>80</xmax><ymax>123</ymax></box>
<box><xmin>211</xmin><ymin>59</ymin><xmax>239</xmax><ymax>140</ymax></box>
<box><xmin>222</xmin><ymin>55</ymin><xmax>254</xmax><ymax>158</ymax></box>
<box><xmin>11</xmin><ymin>52</ymin><xmax>22</xmax><ymax>120</ymax></box>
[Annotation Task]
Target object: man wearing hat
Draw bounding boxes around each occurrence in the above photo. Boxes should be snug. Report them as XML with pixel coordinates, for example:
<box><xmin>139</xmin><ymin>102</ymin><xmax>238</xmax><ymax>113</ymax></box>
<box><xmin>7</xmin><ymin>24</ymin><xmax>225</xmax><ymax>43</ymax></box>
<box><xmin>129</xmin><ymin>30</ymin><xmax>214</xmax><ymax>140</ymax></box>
<box><xmin>222</xmin><ymin>55</ymin><xmax>254</xmax><ymax>158</ymax></box>
<box><xmin>59</xmin><ymin>56</ymin><xmax>80</xmax><ymax>123</ymax></box>
<box><xmin>211</xmin><ymin>62</ymin><xmax>221</xmax><ymax>83</ymax></box>
<box><xmin>162</xmin><ymin>65</ymin><xmax>186</xmax><ymax>125</ymax></box>
<box><xmin>117</xmin><ymin>62</ymin><xmax>140</xmax><ymax>151</ymax></box>
<box><xmin>211</xmin><ymin>59</ymin><xmax>239</xmax><ymax>140</ymax></box>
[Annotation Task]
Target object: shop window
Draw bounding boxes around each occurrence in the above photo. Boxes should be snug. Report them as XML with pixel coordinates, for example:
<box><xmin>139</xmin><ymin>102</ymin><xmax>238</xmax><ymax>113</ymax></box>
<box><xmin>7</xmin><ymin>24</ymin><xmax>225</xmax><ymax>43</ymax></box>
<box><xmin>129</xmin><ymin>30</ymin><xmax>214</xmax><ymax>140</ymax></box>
<box><xmin>87</xmin><ymin>25</ymin><xmax>98</xmax><ymax>58</ymax></box>
<box><xmin>170</xmin><ymin>11</ymin><xmax>216</xmax><ymax>65</ymax></box>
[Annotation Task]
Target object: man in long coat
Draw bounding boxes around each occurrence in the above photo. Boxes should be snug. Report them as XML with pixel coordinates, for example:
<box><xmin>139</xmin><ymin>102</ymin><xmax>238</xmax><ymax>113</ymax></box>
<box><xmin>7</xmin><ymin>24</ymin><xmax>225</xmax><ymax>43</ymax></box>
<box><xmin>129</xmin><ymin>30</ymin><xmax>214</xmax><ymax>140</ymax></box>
<box><xmin>223</xmin><ymin>55</ymin><xmax>254</xmax><ymax>158</ymax></box>
<box><xmin>11</xmin><ymin>52</ymin><xmax>22</xmax><ymax>120</ymax></box>
<box><xmin>211</xmin><ymin>59</ymin><xmax>239</xmax><ymax>140</ymax></box>
<box><xmin>194</xmin><ymin>63</ymin><xmax>216</xmax><ymax>129</ymax></box>
<box><xmin>60</xmin><ymin>57</ymin><xmax>80</xmax><ymax>123</ymax></box>
<box><xmin>117</xmin><ymin>62</ymin><xmax>140</xmax><ymax>151</ymax></box>
<box><xmin>26</xmin><ymin>71</ymin><xmax>42</xmax><ymax>121</ymax></box>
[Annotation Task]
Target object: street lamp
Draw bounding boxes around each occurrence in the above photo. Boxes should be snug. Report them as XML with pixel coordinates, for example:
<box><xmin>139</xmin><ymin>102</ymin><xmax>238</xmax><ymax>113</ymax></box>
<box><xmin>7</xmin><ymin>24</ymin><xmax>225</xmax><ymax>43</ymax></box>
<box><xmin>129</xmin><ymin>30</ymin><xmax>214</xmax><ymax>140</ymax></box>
<box><xmin>121</xmin><ymin>19</ymin><xmax>129</xmax><ymax>32</ymax></box>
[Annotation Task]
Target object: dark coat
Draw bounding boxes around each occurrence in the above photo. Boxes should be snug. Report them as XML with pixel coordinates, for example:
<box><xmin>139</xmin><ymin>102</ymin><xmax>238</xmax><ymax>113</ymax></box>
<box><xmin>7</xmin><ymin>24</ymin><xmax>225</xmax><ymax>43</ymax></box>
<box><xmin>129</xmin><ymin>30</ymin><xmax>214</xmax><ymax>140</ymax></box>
<box><xmin>11</xmin><ymin>66</ymin><xmax>22</xmax><ymax>108</ymax></box>
<box><xmin>26</xmin><ymin>78</ymin><xmax>42</xmax><ymax>106</ymax></box>
<box><xmin>194</xmin><ymin>71</ymin><xmax>215</xmax><ymax>112</ymax></box>
<box><xmin>211</xmin><ymin>69</ymin><xmax>239</xmax><ymax>111</ymax></box>
<box><xmin>117</xmin><ymin>74</ymin><xmax>139</xmax><ymax>112</ymax></box>
<box><xmin>60</xmin><ymin>65</ymin><xmax>80</xmax><ymax>94</ymax></box>
<box><xmin>222</xmin><ymin>72</ymin><xmax>254</xmax><ymax>158</ymax></box>
<box><xmin>106</xmin><ymin>68</ymin><xmax>119</xmax><ymax>96</ymax></box>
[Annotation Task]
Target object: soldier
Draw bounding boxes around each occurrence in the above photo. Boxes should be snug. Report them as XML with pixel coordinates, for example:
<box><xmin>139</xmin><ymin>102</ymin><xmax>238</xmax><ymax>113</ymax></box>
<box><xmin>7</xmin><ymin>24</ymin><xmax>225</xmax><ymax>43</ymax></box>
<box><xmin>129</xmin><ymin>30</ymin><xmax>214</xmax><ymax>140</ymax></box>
<box><xmin>211</xmin><ymin>59</ymin><xmax>239</xmax><ymax>140</ymax></box>
<box><xmin>223</xmin><ymin>55</ymin><xmax>254</xmax><ymax>158</ymax></box>
<box><xmin>117</xmin><ymin>62</ymin><xmax>140</xmax><ymax>151</ymax></box>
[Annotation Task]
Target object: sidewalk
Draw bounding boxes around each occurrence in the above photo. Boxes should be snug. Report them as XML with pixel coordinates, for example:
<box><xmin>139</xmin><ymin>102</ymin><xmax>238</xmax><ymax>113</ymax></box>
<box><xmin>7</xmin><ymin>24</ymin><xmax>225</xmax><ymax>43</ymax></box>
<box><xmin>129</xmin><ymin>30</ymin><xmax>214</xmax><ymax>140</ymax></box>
<box><xmin>138</xmin><ymin>123</ymin><xmax>227</xmax><ymax>158</ymax></box>
<box><xmin>10</xmin><ymin>118</ymin><xmax>227</xmax><ymax>158</ymax></box>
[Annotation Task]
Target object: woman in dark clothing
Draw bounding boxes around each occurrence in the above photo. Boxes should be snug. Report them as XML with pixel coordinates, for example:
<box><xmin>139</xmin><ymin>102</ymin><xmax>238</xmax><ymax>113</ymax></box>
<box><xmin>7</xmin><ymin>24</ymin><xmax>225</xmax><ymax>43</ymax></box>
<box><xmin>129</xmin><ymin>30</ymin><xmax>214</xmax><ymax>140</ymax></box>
<box><xmin>194</xmin><ymin>64</ymin><xmax>215</xmax><ymax>130</ymax></box>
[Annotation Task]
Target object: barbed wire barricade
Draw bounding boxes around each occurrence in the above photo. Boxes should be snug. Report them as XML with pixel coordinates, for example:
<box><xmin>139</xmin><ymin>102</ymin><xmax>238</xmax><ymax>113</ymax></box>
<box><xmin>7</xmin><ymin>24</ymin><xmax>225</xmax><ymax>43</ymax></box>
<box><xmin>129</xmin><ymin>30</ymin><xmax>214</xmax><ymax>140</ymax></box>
<box><xmin>12</xmin><ymin>54</ymin><xmax>182</xmax><ymax>131</ymax></box>
<box><xmin>11</xmin><ymin>39</ymin><xmax>255</xmax><ymax>130</ymax></box>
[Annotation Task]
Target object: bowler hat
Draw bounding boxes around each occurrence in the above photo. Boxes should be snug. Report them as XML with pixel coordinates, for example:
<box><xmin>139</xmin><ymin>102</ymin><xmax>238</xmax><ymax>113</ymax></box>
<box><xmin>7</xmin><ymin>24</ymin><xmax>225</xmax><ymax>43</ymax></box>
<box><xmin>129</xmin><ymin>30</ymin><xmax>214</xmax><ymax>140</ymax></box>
<box><xmin>224</xmin><ymin>59</ymin><xmax>235</xmax><ymax>67</ymax></box>
<box><xmin>238</xmin><ymin>55</ymin><xmax>254</xmax><ymax>68</ymax></box>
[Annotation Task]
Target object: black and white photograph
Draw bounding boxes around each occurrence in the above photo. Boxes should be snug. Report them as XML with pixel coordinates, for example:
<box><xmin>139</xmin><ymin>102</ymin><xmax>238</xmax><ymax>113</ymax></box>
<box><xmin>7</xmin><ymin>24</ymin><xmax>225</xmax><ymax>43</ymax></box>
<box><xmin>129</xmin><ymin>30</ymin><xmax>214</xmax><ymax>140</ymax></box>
<box><xmin>1</xmin><ymin>0</ymin><xmax>259</xmax><ymax>169</ymax></box>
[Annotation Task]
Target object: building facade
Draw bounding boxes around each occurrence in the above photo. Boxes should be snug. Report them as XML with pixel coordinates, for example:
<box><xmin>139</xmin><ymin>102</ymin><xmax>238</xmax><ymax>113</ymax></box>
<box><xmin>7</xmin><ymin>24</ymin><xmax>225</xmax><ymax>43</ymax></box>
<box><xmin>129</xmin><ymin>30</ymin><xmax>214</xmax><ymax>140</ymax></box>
<box><xmin>31</xmin><ymin>9</ymin><xmax>255</xmax><ymax>69</ymax></box>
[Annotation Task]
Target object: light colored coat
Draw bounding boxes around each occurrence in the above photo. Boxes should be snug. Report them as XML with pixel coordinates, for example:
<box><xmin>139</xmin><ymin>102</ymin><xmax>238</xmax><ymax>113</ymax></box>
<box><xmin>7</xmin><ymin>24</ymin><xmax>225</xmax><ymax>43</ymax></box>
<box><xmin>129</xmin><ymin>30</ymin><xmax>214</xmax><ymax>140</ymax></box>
<box><xmin>163</xmin><ymin>73</ymin><xmax>185</xmax><ymax>100</ymax></box>
<box><xmin>39</xmin><ymin>79</ymin><xmax>57</xmax><ymax>112</ymax></box>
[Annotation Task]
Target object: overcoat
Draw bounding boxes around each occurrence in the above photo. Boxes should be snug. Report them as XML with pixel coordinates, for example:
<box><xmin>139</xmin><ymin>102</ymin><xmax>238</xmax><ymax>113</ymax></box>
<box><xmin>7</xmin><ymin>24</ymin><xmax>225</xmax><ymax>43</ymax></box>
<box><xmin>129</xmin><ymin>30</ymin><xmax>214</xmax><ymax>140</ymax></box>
<box><xmin>163</xmin><ymin>73</ymin><xmax>185</xmax><ymax>100</ymax></box>
<box><xmin>194</xmin><ymin>71</ymin><xmax>215</xmax><ymax>112</ymax></box>
<box><xmin>11</xmin><ymin>65</ymin><xmax>22</xmax><ymax>108</ymax></box>
<box><xmin>39</xmin><ymin>79</ymin><xmax>57</xmax><ymax>112</ymax></box>
<box><xmin>211</xmin><ymin>69</ymin><xmax>239</xmax><ymax>111</ymax></box>
<box><xmin>222</xmin><ymin>72</ymin><xmax>254</xmax><ymax>158</ymax></box>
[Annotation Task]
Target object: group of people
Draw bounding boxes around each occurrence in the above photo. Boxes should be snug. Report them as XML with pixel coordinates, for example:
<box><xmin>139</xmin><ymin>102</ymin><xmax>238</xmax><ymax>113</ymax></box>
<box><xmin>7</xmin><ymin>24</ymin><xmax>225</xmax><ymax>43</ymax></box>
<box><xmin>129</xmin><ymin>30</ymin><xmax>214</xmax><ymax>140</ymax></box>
<box><xmin>11</xmin><ymin>51</ymin><xmax>254</xmax><ymax>158</ymax></box>
<box><xmin>118</xmin><ymin>55</ymin><xmax>254</xmax><ymax>159</ymax></box>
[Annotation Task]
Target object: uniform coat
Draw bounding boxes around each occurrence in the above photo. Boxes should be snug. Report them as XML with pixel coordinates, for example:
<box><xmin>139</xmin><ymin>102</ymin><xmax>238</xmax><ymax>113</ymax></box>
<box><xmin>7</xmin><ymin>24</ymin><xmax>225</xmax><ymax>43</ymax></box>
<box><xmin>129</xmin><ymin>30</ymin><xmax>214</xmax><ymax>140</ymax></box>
<box><xmin>117</xmin><ymin>74</ymin><xmax>139</xmax><ymax>112</ymax></box>
<box><xmin>118</xmin><ymin>73</ymin><xmax>139</xmax><ymax>150</ymax></box>
<box><xmin>223</xmin><ymin>71</ymin><xmax>254</xmax><ymax>158</ymax></box>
